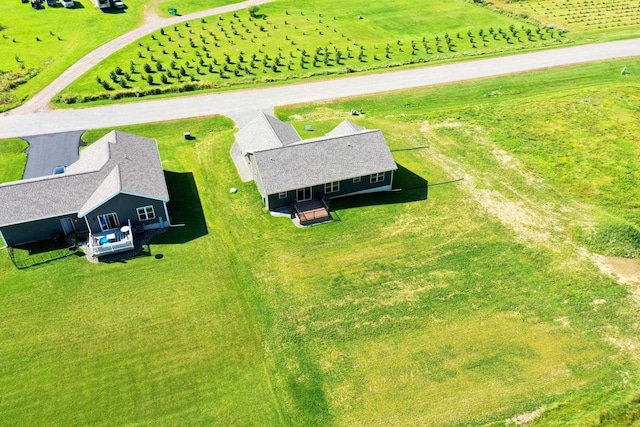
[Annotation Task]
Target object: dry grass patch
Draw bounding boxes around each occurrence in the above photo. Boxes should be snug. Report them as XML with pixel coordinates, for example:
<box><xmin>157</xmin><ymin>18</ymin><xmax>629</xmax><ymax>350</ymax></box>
<box><xmin>323</xmin><ymin>313</ymin><xmax>609</xmax><ymax>426</ymax></box>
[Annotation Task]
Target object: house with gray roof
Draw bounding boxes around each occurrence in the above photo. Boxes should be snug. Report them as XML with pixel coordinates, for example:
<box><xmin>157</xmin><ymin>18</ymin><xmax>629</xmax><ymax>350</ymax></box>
<box><xmin>231</xmin><ymin>114</ymin><xmax>397</xmax><ymax>223</ymax></box>
<box><xmin>0</xmin><ymin>130</ymin><xmax>170</xmax><ymax>257</ymax></box>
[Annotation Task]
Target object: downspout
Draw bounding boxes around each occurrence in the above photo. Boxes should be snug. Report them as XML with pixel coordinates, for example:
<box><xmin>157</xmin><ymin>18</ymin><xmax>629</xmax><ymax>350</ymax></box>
<box><xmin>389</xmin><ymin>169</ymin><xmax>395</xmax><ymax>189</ymax></box>
<box><xmin>84</xmin><ymin>216</ymin><xmax>93</xmax><ymax>256</ymax></box>
<box><xmin>163</xmin><ymin>201</ymin><xmax>171</xmax><ymax>227</ymax></box>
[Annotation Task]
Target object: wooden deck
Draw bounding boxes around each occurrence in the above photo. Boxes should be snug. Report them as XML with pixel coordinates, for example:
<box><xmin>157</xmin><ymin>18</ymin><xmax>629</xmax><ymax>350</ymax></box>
<box><xmin>294</xmin><ymin>199</ymin><xmax>331</xmax><ymax>225</ymax></box>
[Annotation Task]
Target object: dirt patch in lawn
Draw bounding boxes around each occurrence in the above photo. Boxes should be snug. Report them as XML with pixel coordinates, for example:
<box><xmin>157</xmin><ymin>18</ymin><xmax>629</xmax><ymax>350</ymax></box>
<box><xmin>420</xmin><ymin>120</ymin><xmax>639</xmax><ymax>292</ymax></box>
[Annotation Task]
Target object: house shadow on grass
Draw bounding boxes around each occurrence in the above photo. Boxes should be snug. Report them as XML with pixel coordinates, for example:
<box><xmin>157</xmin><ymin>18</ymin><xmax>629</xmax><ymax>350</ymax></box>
<box><xmin>151</xmin><ymin>171</ymin><xmax>208</xmax><ymax>245</ymax></box>
<box><xmin>330</xmin><ymin>163</ymin><xmax>428</xmax><ymax>211</ymax></box>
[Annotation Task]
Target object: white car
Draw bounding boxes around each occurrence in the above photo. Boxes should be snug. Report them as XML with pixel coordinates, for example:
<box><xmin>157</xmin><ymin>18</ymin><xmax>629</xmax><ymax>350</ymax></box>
<box><xmin>112</xmin><ymin>0</ymin><xmax>124</xmax><ymax>8</ymax></box>
<box><xmin>60</xmin><ymin>0</ymin><xmax>74</xmax><ymax>7</ymax></box>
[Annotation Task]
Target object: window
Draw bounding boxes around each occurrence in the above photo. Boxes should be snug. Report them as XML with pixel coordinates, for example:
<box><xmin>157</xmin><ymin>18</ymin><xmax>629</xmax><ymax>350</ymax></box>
<box><xmin>278</xmin><ymin>191</ymin><xmax>288</xmax><ymax>199</ymax></box>
<box><xmin>97</xmin><ymin>213</ymin><xmax>119</xmax><ymax>231</ymax></box>
<box><xmin>324</xmin><ymin>181</ymin><xmax>340</xmax><ymax>193</ymax></box>
<box><xmin>137</xmin><ymin>206</ymin><xmax>156</xmax><ymax>221</ymax></box>
<box><xmin>353</xmin><ymin>177</ymin><xmax>361</xmax><ymax>183</ymax></box>
<box><xmin>370</xmin><ymin>172</ymin><xmax>385</xmax><ymax>183</ymax></box>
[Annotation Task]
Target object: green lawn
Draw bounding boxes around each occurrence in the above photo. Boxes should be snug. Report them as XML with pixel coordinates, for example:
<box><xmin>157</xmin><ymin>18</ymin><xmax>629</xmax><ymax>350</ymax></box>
<box><xmin>1</xmin><ymin>60</ymin><xmax>640</xmax><ymax>424</ymax></box>
<box><xmin>0</xmin><ymin>0</ymin><xmax>152</xmax><ymax>111</ymax></box>
<box><xmin>156</xmin><ymin>0</ymin><xmax>242</xmax><ymax>17</ymax></box>
<box><xmin>0</xmin><ymin>138</ymin><xmax>27</xmax><ymax>183</ymax></box>
<box><xmin>57</xmin><ymin>0</ymin><xmax>566</xmax><ymax>105</ymax></box>
<box><xmin>0</xmin><ymin>0</ymin><xmax>244</xmax><ymax>112</ymax></box>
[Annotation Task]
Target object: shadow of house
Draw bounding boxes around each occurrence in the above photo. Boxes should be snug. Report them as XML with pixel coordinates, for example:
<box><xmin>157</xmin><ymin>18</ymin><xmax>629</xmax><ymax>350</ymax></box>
<box><xmin>330</xmin><ymin>163</ymin><xmax>428</xmax><ymax>210</ymax></box>
<box><xmin>151</xmin><ymin>171</ymin><xmax>208</xmax><ymax>244</ymax></box>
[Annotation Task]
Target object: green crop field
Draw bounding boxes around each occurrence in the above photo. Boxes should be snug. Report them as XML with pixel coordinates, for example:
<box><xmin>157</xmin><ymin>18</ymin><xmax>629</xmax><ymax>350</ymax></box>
<box><xmin>492</xmin><ymin>0</ymin><xmax>640</xmax><ymax>40</ymax></box>
<box><xmin>1</xmin><ymin>59</ymin><xmax>640</xmax><ymax>424</ymax></box>
<box><xmin>58</xmin><ymin>0</ymin><xmax>568</xmax><ymax>105</ymax></box>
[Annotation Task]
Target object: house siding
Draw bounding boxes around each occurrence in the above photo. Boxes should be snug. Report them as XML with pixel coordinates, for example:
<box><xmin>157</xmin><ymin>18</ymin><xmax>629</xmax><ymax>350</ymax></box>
<box><xmin>0</xmin><ymin>214</ymin><xmax>88</xmax><ymax>246</ymax></box>
<box><xmin>84</xmin><ymin>193</ymin><xmax>167</xmax><ymax>233</ymax></box>
<box><xmin>266</xmin><ymin>170</ymin><xmax>394</xmax><ymax>211</ymax></box>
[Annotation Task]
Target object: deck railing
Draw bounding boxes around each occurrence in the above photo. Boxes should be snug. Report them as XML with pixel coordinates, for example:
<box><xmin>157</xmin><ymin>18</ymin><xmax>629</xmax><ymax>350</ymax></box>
<box><xmin>88</xmin><ymin>219</ymin><xmax>134</xmax><ymax>257</ymax></box>
<box><xmin>293</xmin><ymin>201</ymin><xmax>331</xmax><ymax>223</ymax></box>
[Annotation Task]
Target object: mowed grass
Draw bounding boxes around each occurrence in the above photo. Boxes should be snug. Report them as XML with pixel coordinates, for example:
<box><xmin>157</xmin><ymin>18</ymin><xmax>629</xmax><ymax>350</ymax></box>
<box><xmin>492</xmin><ymin>0</ymin><xmax>640</xmax><ymax>41</ymax></box>
<box><xmin>155</xmin><ymin>0</ymin><xmax>243</xmax><ymax>17</ymax></box>
<box><xmin>0</xmin><ymin>0</ymin><xmax>153</xmax><ymax>111</ymax></box>
<box><xmin>0</xmin><ymin>138</ymin><xmax>27</xmax><ymax>183</ymax></box>
<box><xmin>0</xmin><ymin>0</ymin><xmax>245</xmax><ymax>112</ymax></box>
<box><xmin>1</xmin><ymin>61</ymin><xmax>640</xmax><ymax>424</ymax></box>
<box><xmin>58</xmin><ymin>0</ymin><xmax>563</xmax><ymax>105</ymax></box>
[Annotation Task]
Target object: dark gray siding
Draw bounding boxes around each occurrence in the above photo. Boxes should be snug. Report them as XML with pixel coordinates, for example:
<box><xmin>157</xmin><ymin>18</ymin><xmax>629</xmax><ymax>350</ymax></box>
<box><xmin>84</xmin><ymin>193</ymin><xmax>167</xmax><ymax>232</ymax></box>
<box><xmin>0</xmin><ymin>214</ymin><xmax>88</xmax><ymax>246</ymax></box>
<box><xmin>266</xmin><ymin>170</ymin><xmax>394</xmax><ymax>211</ymax></box>
<box><xmin>266</xmin><ymin>190</ymin><xmax>296</xmax><ymax>211</ymax></box>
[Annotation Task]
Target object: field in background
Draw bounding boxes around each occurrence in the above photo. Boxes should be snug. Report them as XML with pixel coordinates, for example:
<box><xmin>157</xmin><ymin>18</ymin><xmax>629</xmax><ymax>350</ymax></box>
<box><xmin>58</xmin><ymin>0</ymin><xmax>566</xmax><ymax>105</ymax></box>
<box><xmin>1</xmin><ymin>60</ymin><xmax>640</xmax><ymax>424</ymax></box>
<box><xmin>0</xmin><ymin>0</ymin><xmax>150</xmax><ymax>111</ymax></box>
<box><xmin>492</xmin><ymin>0</ymin><xmax>640</xmax><ymax>40</ymax></box>
<box><xmin>3</xmin><ymin>0</ymin><xmax>640</xmax><ymax>112</ymax></box>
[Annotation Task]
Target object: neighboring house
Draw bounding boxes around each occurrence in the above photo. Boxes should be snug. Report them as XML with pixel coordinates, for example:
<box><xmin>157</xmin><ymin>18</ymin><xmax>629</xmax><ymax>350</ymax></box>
<box><xmin>0</xmin><ymin>130</ymin><xmax>170</xmax><ymax>257</ymax></box>
<box><xmin>231</xmin><ymin>114</ymin><xmax>397</xmax><ymax>223</ymax></box>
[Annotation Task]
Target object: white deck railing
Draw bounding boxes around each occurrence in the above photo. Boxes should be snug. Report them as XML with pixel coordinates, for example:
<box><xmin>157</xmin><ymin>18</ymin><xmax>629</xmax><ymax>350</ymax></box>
<box><xmin>88</xmin><ymin>219</ymin><xmax>134</xmax><ymax>257</ymax></box>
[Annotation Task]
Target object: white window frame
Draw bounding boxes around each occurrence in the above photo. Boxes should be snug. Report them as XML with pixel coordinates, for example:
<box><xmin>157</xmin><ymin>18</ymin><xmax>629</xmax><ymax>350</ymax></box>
<box><xmin>370</xmin><ymin>172</ymin><xmax>385</xmax><ymax>183</ymax></box>
<box><xmin>97</xmin><ymin>213</ymin><xmax>120</xmax><ymax>231</ymax></box>
<box><xmin>353</xmin><ymin>176</ymin><xmax>361</xmax><ymax>183</ymax></box>
<box><xmin>324</xmin><ymin>181</ymin><xmax>340</xmax><ymax>194</ymax></box>
<box><xmin>278</xmin><ymin>191</ymin><xmax>288</xmax><ymax>199</ymax></box>
<box><xmin>137</xmin><ymin>205</ymin><xmax>156</xmax><ymax>221</ymax></box>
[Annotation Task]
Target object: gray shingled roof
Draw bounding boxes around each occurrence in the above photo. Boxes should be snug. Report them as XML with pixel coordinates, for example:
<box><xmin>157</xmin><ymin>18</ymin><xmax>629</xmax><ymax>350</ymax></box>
<box><xmin>234</xmin><ymin>113</ymin><xmax>301</xmax><ymax>154</ymax></box>
<box><xmin>252</xmin><ymin>129</ymin><xmax>397</xmax><ymax>195</ymax></box>
<box><xmin>325</xmin><ymin>120</ymin><xmax>365</xmax><ymax>137</ymax></box>
<box><xmin>0</xmin><ymin>130</ymin><xmax>169</xmax><ymax>226</ymax></box>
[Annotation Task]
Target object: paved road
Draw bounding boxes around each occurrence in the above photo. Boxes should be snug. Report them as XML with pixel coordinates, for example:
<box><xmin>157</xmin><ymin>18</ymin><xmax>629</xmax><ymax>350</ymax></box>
<box><xmin>8</xmin><ymin>0</ymin><xmax>271</xmax><ymax>115</ymax></box>
<box><xmin>0</xmin><ymin>38</ymin><xmax>638</xmax><ymax>139</ymax></box>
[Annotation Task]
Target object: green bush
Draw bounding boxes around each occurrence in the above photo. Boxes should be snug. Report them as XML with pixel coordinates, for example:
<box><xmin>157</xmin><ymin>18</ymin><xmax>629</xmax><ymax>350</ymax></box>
<box><xmin>582</xmin><ymin>221</ymin><xmax>640</xmax><ymax>258</ymax></box>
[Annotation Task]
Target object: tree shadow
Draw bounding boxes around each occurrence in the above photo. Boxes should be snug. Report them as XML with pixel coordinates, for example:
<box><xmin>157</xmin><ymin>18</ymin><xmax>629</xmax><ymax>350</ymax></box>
<box><xmin>152</xmin><ymin>171</ymin><xmax>208</xmax><ymax>244</ymax></box>
<box><xmin>330</xmin><ymin>163</ymin><xmax>428</xmax><ymax>210</ymax></box>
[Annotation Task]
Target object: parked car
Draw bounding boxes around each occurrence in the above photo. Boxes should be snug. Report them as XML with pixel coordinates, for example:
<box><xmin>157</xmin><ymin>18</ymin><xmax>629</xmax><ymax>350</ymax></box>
<box><xmin>112</xmin><ymin>0</ymin><xmax>124</xmax><ymax>8</ymax></box>
<box><xmin>60</xmin><ymin>0</ymin><xmax>73</xmax><ymax>7</ymax></box>
<box><xmin>46</xmin><ymin>0</ymin><xmax>56</xmax><ymax>6</ymax></box>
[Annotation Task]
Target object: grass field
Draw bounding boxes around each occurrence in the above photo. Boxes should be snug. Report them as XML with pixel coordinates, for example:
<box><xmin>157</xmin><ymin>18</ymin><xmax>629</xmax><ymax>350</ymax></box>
<box><xmin>492</xmin><ymin>0</ymin><xmax>640</xmax><ymax>40</ymax></box>
<box><xmin>1</xmin><ymin>60</ymin><xmax>640</xmax><ymax>424</ymax></box>
<box><xmin>58</xmin><ymin>0</ymin><xmax>567</xmax><ymax>105</ymax></box>
<box><xmin>0</xmin><ymin>0</ymin><xmax>239</xmax><ymax>112</ymax></box>
<box><xmin>0</xmin><ymin>0</ymin><xmax>150</xmax><ymax>111</ymax></box>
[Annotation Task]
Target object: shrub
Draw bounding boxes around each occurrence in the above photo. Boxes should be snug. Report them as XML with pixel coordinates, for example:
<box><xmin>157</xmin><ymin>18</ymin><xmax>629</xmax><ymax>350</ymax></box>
<box><xmin>583</xmin><ymin>222</ymin><xmax>640</xmax><ymax>258</ymax></box>
<box><xmin>248</xmin><ymin>5</ymin><xmax>260</xmax><ymax>18</ymax></box>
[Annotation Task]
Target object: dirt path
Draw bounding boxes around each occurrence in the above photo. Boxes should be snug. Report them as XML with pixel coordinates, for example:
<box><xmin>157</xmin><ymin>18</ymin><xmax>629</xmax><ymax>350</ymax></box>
<box><xmin>420</xmin><ymin>120</ymin><xmax>640</xmax><ymax>288</ymax></box>
<box><xmin>7</xmin><ymin>0</ymin><xmax>272</xmax><ymax>115</ymax></box>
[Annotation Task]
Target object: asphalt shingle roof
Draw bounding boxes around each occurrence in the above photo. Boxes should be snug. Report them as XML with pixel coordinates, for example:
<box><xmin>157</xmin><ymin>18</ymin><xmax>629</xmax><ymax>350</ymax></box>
<box><xmin>0</xmin><ymin>130</ymin><xmax>169</xmax><ymax>226</ymax></box>
<box><xmin>234</xmin><ymin>113</ymin><xmax>301</xmax><ymax>154</ymax></box>
<box><xmin>252</xmin><ymin>129</ymin><xmax>397</xmax><ymax>195</ymax></box>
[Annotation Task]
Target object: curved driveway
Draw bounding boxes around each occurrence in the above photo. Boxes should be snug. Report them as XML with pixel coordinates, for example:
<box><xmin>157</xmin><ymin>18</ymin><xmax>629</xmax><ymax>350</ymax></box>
<box><xmin>0</xmin><ymin>38</ymin><xmax>638</xmax><ymax>139</ymax></box>
<box><xmin>8</xmin><ymin>0</ymin><xmax>271</xmax><ymax>115</ymax></box>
